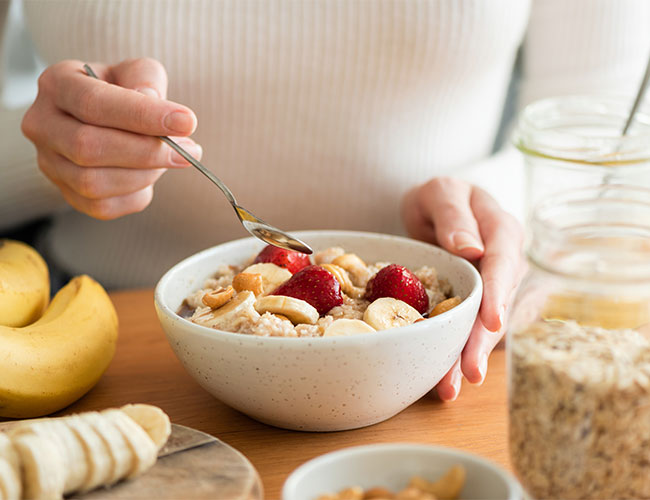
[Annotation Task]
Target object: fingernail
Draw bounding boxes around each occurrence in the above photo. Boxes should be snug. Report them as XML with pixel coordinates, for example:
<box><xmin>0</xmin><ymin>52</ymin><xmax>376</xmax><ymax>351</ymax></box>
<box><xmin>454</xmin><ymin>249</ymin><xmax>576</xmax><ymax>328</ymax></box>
<box><xmin>452</xmin><ymin>231</ymin><xmax>484</xmax><ymax>253</ymax></box>
<box><xmin>164</xmin><ymin>111</ymin><xmax>195</xmax><ymax>134</ymax></box>
<box><xmin>136</xmin><ymin>87</ymin><xmax>160</xmax><ymax>98</ymax></box>
<box><xmin>477</xmin><ymin>352</ymin><xmax>488</xmax><ymax>385</ymax></box>
<box><xmin>448</xmin><ymin>370</ymin><xmax>462</xmax><ymax>402</ymax></box>
<box><xmin>170</xmin><ymin>140</ymin><xmax>202</xmax><ymax>166</ymax></box>
<box><xmin>498</xmin><ymin>304</ymin><xmax>507</xmax><ymax>330</ymax></box>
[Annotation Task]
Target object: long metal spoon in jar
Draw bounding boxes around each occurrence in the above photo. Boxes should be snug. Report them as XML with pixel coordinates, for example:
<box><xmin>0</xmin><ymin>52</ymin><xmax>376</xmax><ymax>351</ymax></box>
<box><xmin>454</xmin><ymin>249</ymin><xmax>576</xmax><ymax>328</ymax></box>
<box><xmin>602</xmin><ymin>52</ymin><xmax>650</xmax><ymax>187</ymax></box>
<box><xmin>83</xmin><ymin>64</ymin><xmax>313</xmax><ymax>255</ymax></box>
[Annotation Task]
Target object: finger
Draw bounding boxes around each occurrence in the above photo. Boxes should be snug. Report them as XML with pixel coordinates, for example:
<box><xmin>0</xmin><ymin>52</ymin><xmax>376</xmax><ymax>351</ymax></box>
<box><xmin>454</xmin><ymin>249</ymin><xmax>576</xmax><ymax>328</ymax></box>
<box><xmin>40</xmin><ymin>149</ymin><xmax>166</xmax><ymax>200</ymax></box>
<box><xmin>52</xmin><ymin>60</ymin><xmax>196</xmax><ymax>136</ymax></box>
<box><xmin>435</xmin><ymin>356</ymin><xmax>463</xmax><ymax>402</ymax></box>
<box><xmin>460</xmin><ymin>317</ymin><xmax>502</xmax><ymax>385</ymax></box>
<box><xmin>401</xmin><ymin>186</ymin><xmax>438</xmax><ymax>243</ymax></box>
<box><xmin>110</xmin><ymin>58</ymin><xmax>168</xmax><ymax>99</ymax></box>
<box><xmin>471</xmin><ymin>187</ymin><xmax>524</xmax><ymax>332</ymax></box>
<box><xmin>40</xmin><ymin>107</ymin><xmax>202</xmax><ymax>168</ymax></box>
<box><xmin>417</xmin><ymin>178</ymin><xmax>485</xmax><ymax>260</ymax></box>
<box><xmin>58</xmin><ymin>184</ymin><xmax>154</xmax><ymax>220</ymax></box>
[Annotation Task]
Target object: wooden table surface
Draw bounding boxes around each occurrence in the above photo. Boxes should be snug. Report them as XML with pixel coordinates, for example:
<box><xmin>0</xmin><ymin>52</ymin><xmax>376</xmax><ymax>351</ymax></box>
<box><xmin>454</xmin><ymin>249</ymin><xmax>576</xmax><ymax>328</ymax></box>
<box><xmin>15</xmin><ymin>289</ymin><xmax>511</xmax><ymax>499</ymax></box>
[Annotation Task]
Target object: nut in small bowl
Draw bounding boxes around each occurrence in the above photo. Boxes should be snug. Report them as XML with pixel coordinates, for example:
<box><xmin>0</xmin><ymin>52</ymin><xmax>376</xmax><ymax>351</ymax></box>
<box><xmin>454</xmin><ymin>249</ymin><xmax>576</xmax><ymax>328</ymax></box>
<box><xmin>154</xmin><ymin>231</ymin><xmax>482</xmax><ymax>431</ymax></box>
<box><xmin>282</xmin><ymin>444</ymin><xmax>523</xmax><ymax>500</ymax></box>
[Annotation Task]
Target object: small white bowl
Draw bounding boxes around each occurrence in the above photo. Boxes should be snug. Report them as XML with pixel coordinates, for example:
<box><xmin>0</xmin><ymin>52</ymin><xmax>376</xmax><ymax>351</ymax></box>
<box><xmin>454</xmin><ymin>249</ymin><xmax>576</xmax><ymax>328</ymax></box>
<box><xmin>282</xmin><ymin>443</ymin><xmax>523</xmax><ymax>500</ymax></box>
<box><xmin>154</xmin><ymin>230</ymin><xmax>481</xmax><ymax>431</ymax></box>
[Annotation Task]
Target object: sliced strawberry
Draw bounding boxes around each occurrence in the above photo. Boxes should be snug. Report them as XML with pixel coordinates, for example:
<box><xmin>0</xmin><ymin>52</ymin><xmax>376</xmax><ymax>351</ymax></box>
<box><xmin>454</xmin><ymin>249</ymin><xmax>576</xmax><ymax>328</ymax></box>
<box><xmin>253</xmin><ymin>245</ymin><xmax>311</xmax><ymax>274</ymax></box>
<box><xmin>272</xmin><ymin>265</ymin><xmax>343</xmax><ymax>315</ymax></box>
<box><xmin>365</xmin><ymin>264</ymin><xmax>429</xmax><ymax>314</ymax></box>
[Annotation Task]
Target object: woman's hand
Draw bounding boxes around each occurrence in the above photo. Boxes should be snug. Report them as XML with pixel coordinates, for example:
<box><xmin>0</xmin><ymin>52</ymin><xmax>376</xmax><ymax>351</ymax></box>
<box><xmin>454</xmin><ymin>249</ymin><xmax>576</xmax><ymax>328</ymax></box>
<box><xmin>401</xmin><ymin>177</ymin><xmax>524</xmax><ymax>401</ymax></box>
<box><xmin>21</xmin><ymin>58</ymin><xmax>202</xmax><ymax>219</ymax></box>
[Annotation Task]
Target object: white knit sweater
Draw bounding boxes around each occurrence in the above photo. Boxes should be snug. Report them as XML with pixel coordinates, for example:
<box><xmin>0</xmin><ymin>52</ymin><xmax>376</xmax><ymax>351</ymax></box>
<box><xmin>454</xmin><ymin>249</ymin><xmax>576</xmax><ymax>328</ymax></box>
<box><xmin>1</xmin><ymin>0</ymin><xmax>649</xmax><ymax>288</ymax></box>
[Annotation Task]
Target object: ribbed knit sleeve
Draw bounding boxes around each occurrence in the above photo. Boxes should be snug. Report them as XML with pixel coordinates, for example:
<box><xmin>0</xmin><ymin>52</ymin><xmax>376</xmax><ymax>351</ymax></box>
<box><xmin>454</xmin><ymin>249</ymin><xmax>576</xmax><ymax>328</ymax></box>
<box><xmin>459</xmin><ymin>0</ymin><xmax>650</xmax><ymax>222</ymax></box>
<box><xmin>0</xmin><ymin>0</ymin><xmax>66</xmax><ymax>232</ymax></box>
<box><xmin>521</xmin><ymin>0</ymin><xmax>650</xmax><ymax>105</ymax></box>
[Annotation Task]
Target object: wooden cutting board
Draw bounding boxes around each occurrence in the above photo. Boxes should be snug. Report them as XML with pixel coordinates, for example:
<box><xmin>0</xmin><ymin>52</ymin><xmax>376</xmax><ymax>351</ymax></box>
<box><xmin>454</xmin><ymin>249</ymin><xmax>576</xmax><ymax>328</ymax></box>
<box><xmin>0</xmin><ymin>422</ymin><xmax>263</xmax><ymax>500</ymax></box>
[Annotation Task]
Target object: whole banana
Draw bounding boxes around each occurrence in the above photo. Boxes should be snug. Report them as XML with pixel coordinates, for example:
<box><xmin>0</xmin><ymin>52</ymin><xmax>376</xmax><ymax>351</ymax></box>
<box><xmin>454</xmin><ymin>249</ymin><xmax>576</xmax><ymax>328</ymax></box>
<box><xmin>0</xmin><ymin>275</ymin><xmax>118</xmax><ymax>418</ymax></box>
<box><xmin>0</xmin><ymin>239</ymin><xmax>49</xmax><ymax>327</ymax></box>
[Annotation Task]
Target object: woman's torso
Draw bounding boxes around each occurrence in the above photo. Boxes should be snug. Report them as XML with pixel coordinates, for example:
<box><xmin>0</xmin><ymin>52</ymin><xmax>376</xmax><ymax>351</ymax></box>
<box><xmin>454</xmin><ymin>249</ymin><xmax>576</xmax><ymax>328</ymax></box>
<box><xmin>23</xmin><ymin>0</ymin><xmax>530</xmax><ymax>287</ymax></box>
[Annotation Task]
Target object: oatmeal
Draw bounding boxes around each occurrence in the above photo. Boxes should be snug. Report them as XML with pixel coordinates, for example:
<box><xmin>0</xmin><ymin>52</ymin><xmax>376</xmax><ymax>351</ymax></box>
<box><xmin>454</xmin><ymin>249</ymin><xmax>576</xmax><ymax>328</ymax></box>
<box><xmin>181</xmin><ymin>245</ymin><xmax>458</xmax><ymax>337</ymax></box>
<box><xmin>509</xmin><ymin>320</ymin><xmax>650</xmax><ymax>499</ymax></box>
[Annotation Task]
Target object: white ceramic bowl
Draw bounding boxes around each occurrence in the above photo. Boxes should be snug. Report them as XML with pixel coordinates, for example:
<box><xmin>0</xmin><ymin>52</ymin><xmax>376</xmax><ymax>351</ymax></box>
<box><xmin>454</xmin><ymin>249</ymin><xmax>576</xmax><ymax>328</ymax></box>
<box><xmin>282</xmin><ymin>444</ymin><xmax>523</xmax><ymax>500</ymax></box>
<box><xmin>154</xmin><ymin>230</ymin><xmax>482</xmax><ymax>431</ymax></box>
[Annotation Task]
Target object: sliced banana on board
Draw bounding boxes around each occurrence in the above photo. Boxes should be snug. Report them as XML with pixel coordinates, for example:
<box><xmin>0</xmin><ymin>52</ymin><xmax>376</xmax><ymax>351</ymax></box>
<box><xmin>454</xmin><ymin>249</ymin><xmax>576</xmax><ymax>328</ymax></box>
<box><xmin>323</xmin><ymin>319</ymin><xmax>376</xmax><ymax>337</ymax></box>
<box><xmin>254</xmin><ymin>295</ymin><xmax>319</xmax><ymax>325</ymax></box>
<box><xmin>12</xmin><ymin>432</ymin><xmax>65</xmax><ymax>500</ymax></box>
<box><xmin>363</xmin><ymin>297</ymin><xmax>422</xmax><ymax>331</ymax></box>
<box><xmin>0</xmin><ymin>404</ymin><xmax>171</xmax><ymax>499</ymax></box>
<box><xmin>120</xmin><ymin>404</ymin><xmax>171</xmax><ymax>452</ymax></box>
<box><xmin>241</xmin><ymin>263</ymin><xmax>292</xmax><ymax>294</ymax></box>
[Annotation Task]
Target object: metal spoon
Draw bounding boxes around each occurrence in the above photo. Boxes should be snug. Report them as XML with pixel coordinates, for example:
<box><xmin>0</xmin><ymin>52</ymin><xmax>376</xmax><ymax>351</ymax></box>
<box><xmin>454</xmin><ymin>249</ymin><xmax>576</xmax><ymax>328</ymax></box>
<box><xmin>83</xmin><ymin>64</ymin><xmax>313</xmax><ymax>255</ymax></box>
<box><xmin>600</xmin><ymin>52</ymin><xmax>650</xmax><ymax>187</ymax></box>
<box><xmin>621</xmin><ymin>51</ymin><xmax>650</xmax><ymax>136</ymax></box>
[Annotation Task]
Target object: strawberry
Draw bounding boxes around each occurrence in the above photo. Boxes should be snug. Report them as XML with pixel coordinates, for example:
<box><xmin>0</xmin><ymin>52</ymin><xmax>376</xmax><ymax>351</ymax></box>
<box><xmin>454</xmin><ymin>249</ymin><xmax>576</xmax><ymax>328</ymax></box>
<box><xmin>365</xmin><ymin>264</ymin><xmax>429</xmax><ymax>314</ymax></box>
<box><xmin>273</xmin><ymin>265</ymin><xmax>343</xmax><ymax>315</ymax></box>
<box><xmin>253</xmin><ymin>245</ymin><xmax>311</xmax><ymax>274</ymax></box>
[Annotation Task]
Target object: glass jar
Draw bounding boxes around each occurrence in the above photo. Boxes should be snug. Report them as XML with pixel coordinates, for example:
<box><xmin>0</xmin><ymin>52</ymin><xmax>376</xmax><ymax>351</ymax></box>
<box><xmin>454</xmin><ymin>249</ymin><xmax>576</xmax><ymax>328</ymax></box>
<box><xmin>513</xmin><ymin>95</ymin><xmax>650</xmax><ymax>214</ymax></box>
<box><xmin>507</xmin><ymin>185</ymin><xmax>650</xmax><ymax>500</ymax></box>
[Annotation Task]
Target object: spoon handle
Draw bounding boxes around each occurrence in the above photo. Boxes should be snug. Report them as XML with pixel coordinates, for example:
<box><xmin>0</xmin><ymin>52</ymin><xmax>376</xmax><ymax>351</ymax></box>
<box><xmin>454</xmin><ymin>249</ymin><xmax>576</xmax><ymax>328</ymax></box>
<box><xmin>82</xmin><ymin>64</ymin><xmax>237</xmax><ymax>207</ymax></box>
<box><xmin>622</xmin><ymin>52</ymin><xmax>650</xmax><ymax>136</ymax></box>
<box><xmin>158</xmin><ymin>136</ymin><xmax>237</xmax><ymax>206</ymax></box>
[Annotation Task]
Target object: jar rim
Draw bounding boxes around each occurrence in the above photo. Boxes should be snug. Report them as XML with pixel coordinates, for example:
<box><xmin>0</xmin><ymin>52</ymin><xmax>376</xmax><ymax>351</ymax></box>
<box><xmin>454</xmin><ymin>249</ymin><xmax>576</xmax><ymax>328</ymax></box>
<box><xmin>513</xmin><ymin>95</ymin><xmax>650</xmax><ymax>166</ymax></box>
<box><xmin>529</xmin><ymin>185</ymin><xmax>650</xmax><ymax>283</ymax></box>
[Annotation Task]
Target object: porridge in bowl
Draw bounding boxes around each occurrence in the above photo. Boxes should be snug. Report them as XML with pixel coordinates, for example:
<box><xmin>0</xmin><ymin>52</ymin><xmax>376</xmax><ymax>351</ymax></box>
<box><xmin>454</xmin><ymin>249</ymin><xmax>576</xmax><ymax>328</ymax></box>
<box><xmin>179</xmin><ymin>245</ymin><xmax>460</xmax><ymax>337</ymax></box>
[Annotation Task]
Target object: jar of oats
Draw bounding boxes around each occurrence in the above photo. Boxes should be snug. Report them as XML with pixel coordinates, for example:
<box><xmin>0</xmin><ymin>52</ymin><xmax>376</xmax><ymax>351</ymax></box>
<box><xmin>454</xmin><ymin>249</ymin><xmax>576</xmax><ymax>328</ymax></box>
<box><xmin>513</xmin><ymin>95</ymin><xmax>650</xmax><ymax>216</ymax></box>
<box><xmin>507</xmin><ymin>185</ymin><xmax>650</xmax><ymax>500</ymax></box>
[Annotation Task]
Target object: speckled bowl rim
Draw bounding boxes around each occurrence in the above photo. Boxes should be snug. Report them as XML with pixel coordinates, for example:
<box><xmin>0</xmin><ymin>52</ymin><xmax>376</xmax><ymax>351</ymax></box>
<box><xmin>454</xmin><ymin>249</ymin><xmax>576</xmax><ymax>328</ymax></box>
<box><xmin>154</xmin><ymin>230</ymin><xmax>482</xmax><ymax>345</ymax></box>
<box><xmin>282</xmin><ymin>443</ymin><xmax>523</xmax><ymax>500</ymax></box>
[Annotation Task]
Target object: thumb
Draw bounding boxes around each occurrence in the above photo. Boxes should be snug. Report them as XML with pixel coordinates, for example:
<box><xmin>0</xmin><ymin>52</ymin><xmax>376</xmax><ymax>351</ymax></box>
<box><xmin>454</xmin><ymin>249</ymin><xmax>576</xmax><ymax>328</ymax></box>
<box><xmin>110</xmin><ymin>57</ymin><xmax>169</xmax><ymax>100</ymax></box>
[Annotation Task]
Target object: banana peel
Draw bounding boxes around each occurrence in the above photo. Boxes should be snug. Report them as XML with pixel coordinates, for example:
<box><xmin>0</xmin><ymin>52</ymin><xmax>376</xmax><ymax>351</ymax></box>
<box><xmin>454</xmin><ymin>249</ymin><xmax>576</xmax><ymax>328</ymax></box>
<box><xmin>0</xmin><ymin>239</ymin><xmax>49</xmax><ymax>327</ymax></box>
<box><xmin>0</xmin><ymin>271</ymin><xmax>118</xmax><ymax>418</ymax></box>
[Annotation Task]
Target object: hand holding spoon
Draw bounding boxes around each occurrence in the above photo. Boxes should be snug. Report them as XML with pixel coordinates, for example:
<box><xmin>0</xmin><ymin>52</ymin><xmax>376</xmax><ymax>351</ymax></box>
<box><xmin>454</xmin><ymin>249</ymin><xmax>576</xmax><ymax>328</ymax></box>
<box><xmin>83</xmin><ymin>64</ymin><xmax>312</xmax><ymax>255</ymax></box>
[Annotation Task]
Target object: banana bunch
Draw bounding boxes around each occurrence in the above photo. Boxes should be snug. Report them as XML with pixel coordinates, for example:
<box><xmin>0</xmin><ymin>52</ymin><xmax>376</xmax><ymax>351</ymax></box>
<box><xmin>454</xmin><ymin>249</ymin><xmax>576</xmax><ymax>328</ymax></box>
<box><xmin>0</xmin><ymin>240</ymin><xmax>118</xmax><ymax>419</ymax></box>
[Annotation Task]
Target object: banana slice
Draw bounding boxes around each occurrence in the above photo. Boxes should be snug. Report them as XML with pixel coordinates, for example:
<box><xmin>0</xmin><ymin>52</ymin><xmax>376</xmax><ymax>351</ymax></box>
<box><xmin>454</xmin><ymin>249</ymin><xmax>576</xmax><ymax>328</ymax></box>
<box><xmin>46</xmin><ymin>421</ymin><xmax>88</xmax><ymax>495</ymax></box>
<box><xmin>17</xmin><ymin>420</ymin><xmax>88</xmax><ymax>495</ymax></box>
<box><xmin>331</xmin><ymin>253</ymin><xmax>369</xmax><ymax>286</ymax></box>
<box><xmin>0</xmin><ymin>458</ymin><xmax>21</xmax><ymax>500</ymax></box>
<box><xmin>65</xmin><ymin>415</ymin><xmax>112</xmax><ymax>492</ymax></box>
<box><xmin>0</xmin><ymin>433</ymin><xmax>19</xmax><ymax>474</ymax></box>
<box><xmin>320</xmin><ymin>264</ymin><xmax>365</xmax><ymax>299</ymax></box>
<box><xmin>120</xmin><ymin>404</ymin><xmax>171</xmax><ymax>451</ymax></box>
<box><xmin>254</xmin><ymin>296</ymin><xmax>319</xmax><ymax>325</ymax></box>
<box><xmin>241</xmin><ymin>263</ymin><xmax>292</xmax><ymax>294</ymax></box>
<box><xmin>0</xmin><ymin>434</ymin><xmax>20</xmax><ymax>500</ymax></box>
<box><xmin>100</xmin><ymin>410</ymin><xmax>157</xmax><ymax>479</ymax></box>
<box><xmin>12</xmin><ymin>432</ymin><xmax>65</xmax><ymax>500</ymax></box>
<box><xmin>323</xmin><ymin>319</ymin><xmax>376</xmax><ymax>337</ymax></box>
<box><xmin>363</xmin><ymin>297</ymin><xmax>422</xmax><ymax>331</ymax></box>
<box><xmin>191</xmin><ymin>291</ymin><xmax>258</xmax><ymax>330</ymax></box>
<box><xmin>81</xmin><ymin>412</ymin><xmax>133</xmax><ymax>486</ymax></box>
